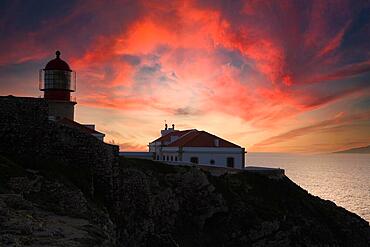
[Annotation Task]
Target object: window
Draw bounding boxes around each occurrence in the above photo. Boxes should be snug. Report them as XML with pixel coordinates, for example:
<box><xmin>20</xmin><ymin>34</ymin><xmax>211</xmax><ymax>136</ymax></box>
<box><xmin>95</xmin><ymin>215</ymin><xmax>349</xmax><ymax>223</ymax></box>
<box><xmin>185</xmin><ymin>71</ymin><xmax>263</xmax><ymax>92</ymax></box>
<box><xmin>166</xmin><ymin>156</ymin><xmax>169</xmax><ymax>161</ymax></box>
<box><xmin>190</xmin><ymin>157</ymin><xmax>199</xmax><ymax>164</ymax></box>
<box><xmin>227</xmin><ymin>157</ymin><xmax>234</xmax><ymax>168</ymax></box>
<box><xmin>44</xmin><ymin>70</ymin><xmax>72</xmax><ymax>90</ymax></box>
<box><xmin>175</xmin><ymin>156</ymin><xmax>178</xmax><ymax>161</ymax></box>
<box><xmin>210</xmin><ymin>159</ymin><xmax>215</xmax><ymax>165</ymax></box>
<box><xmin>171</xmin><ymin>156</ymin><xmax>173</xmax><ymax>161</ymax></box>
<box><xmin>156</xmin><ymin>155</ymin><xmax>159</xmax><ymax>160</ymax></box>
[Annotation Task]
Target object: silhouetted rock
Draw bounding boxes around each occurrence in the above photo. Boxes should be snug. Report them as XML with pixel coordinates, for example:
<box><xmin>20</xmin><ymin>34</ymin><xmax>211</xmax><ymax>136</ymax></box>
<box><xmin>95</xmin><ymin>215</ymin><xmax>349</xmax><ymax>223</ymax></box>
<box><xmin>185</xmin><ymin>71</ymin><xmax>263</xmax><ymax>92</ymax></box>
<box><xmin>114</xmin><ymin>158</ymin><xmax>370</xmax><ymax>246</ymax></box>
<box><xmin>0</xmin><ymin>96</ymin><xmax>369</xmax><ymax>246</ymax></box>
<box><xmin>0</xmin><ymin>157</ymin><xmax>114</xmax><ymax>246</ymax></box>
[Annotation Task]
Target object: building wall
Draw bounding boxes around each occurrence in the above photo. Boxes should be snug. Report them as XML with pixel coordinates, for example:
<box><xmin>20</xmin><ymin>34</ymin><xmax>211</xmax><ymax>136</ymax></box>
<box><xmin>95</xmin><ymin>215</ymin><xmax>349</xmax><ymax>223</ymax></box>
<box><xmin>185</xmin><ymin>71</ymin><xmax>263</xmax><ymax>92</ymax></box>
<box><xmin>148</xmin><ymin>142</ymin><xmax>161</xmax><ymax>153</ymax></box>
<box><xmin>47</xmin><ymin>100</ymin><xmax>75</xmax><ymax>120</ymax></box>
<box><xmin>182</xmin><ymin>152</ymin><xmax>244</xmax><ymax>169</ymax></box>
<box><xmin>156</xmin><ymin>147</ymin><xmax>245</xmax><ymax>169</ymax></box>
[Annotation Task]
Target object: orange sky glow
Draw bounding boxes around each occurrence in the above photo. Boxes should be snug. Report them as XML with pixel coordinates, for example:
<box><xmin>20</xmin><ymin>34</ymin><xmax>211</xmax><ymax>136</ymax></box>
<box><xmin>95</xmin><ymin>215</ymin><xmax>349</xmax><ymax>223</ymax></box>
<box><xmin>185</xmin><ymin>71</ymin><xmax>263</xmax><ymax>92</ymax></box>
<box><xmin>0</xmin><ymin>0</ymin><xmax>369</xmax><ymax>153</ymax></box>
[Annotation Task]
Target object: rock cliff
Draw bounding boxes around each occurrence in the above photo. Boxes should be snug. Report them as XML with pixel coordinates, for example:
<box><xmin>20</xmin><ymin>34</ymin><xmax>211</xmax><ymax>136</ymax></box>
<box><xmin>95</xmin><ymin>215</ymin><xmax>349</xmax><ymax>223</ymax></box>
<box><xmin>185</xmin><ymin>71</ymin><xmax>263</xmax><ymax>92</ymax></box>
<box><xmin>1</xmin><ymin>155</ymin><xmax>369</xmax><ymax>246</ymax></box>
<box><xmin>0</xmin><ymin>155</ymin><xmax>114</xmax><ymax>246</ymax></box>
<box><xmin>115</xmin><ymin>158</ymin><xmax>370</xmax><ymax>246</ymax></box>
<box><xmin>0</xmin><ymin>96</ymin><xmax>369</xmax><ymax>246</ymax></box>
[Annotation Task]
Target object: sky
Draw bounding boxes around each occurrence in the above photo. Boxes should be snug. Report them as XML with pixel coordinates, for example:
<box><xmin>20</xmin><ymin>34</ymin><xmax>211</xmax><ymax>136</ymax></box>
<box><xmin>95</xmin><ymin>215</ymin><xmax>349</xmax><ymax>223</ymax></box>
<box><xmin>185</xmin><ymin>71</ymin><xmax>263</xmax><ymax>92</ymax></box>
<box><xmin>0</xmin><ymin>0</ymin><xmax>369</xmax><ymax>153</ymax></box>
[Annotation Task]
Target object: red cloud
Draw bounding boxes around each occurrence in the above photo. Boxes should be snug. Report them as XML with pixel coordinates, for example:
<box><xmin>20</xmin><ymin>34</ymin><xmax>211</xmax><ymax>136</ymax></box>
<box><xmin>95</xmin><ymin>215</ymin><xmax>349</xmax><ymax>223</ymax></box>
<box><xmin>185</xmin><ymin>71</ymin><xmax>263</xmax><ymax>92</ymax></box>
<box><xmin>1</xmin><ymin>0</ymin><xmax>369</xmax><ymax>133</ymax></box>
<box><xmin>317</xmin><ymin>21</ymin><xmax>351</xmax><ymax>58</ymax></box>
<box><xmin>70</xmin><ymin>0</ymin><xmax>369</xmax><ymax>129</ymax></box>
<box><xmin>79</xmin><ymin>93</ymin><xmax>150</xmax><ymax>110</ymax></box>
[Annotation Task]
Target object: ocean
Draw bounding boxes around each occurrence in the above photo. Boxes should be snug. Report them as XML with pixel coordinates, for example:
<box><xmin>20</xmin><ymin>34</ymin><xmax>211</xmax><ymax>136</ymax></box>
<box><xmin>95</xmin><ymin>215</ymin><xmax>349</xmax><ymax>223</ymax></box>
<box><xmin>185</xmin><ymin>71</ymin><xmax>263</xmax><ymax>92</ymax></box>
<box><xmin>245</xmin><ymin>153</ymin><xmax>370</xmax><ymax>223</ymax></box>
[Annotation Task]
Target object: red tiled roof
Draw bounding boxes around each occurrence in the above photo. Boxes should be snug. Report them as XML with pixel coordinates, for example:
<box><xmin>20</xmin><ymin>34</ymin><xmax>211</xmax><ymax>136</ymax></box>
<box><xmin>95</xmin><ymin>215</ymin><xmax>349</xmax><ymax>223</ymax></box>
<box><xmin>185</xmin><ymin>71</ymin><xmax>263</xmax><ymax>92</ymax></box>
<box><xmin>58</xmin><ymin>118</ymin><xmax>104</xmax><ymax>135</ymax></box>
<box><xmin>151</xmin><ymin>129</ymin><xmax>194</xmax><ymax>143</ymax></box>
<box><xmin>166</xmin><ymin>130</ymin><xmax>199</xmax><ymax>147</ymax></box>
<box><xmin>167</xmin><ymin>130</ymin><xmax>241</xmax><ymax>148</ymax></box>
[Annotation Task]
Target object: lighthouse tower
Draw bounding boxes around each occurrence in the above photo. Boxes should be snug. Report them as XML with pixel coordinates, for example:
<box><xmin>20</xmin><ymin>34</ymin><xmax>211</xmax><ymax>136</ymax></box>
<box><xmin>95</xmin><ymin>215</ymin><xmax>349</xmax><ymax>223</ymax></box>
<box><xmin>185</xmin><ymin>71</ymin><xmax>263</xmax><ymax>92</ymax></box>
<box><xmin>39</xmin><ymin>51</ymin><xmax>76</xmax><ymax>120</ymax></box>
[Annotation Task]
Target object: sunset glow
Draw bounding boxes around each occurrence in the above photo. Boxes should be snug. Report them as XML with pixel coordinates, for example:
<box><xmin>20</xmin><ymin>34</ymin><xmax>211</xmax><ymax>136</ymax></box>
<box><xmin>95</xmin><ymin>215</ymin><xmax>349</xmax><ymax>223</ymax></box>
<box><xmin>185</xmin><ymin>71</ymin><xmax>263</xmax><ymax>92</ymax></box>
<box><xmin>1</xmin><ymin>0</ymin><xmax>369</xmax><ymax>153</ymax></box>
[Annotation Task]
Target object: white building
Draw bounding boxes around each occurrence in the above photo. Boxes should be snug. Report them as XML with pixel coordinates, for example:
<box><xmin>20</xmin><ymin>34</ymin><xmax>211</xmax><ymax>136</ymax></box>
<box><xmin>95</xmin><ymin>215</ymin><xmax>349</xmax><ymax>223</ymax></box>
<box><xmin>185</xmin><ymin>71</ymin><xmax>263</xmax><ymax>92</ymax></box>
<box><xmin>149</xmin><ymin>124</ymin><xmax>246</xmax><ymax>169</ymax></box>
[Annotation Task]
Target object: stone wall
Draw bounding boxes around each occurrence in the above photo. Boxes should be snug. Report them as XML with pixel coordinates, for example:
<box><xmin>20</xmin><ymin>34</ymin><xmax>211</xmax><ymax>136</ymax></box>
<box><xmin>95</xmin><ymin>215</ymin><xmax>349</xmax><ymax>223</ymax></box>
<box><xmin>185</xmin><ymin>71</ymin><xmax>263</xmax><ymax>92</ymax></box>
<box><xmin>0</xmin><ymin>96</ymin><xmax>119</xmax><ymax>208</ymax></box>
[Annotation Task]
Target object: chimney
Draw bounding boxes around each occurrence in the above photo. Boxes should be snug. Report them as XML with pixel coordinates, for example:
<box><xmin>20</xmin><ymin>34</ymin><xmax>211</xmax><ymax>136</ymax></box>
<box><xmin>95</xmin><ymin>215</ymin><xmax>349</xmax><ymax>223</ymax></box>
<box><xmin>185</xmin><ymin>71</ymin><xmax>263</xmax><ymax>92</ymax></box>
<box><xmin>161</xmin><ymin>123</ymin><xmax>175</xmax><ymax>136</ymax></box>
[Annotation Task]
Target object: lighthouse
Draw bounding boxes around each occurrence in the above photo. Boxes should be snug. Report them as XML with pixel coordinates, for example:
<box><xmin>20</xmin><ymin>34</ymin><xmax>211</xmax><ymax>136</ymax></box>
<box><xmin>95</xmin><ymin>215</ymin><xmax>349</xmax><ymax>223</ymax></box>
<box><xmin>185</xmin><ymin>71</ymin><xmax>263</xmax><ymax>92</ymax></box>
<box><xmin>39</xmin><ymin>51</ymin><xmax>76</xmax><ymax>120</ymax></box>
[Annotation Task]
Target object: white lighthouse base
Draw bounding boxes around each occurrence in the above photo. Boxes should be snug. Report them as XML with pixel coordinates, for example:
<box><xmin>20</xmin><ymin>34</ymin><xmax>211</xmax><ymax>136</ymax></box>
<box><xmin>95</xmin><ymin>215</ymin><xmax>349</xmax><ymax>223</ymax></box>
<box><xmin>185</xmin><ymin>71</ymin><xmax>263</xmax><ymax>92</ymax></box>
<box><xmin>47</xmin><ymin>100</ymin><xmax>76</xmax><ymax>120</ymax></box>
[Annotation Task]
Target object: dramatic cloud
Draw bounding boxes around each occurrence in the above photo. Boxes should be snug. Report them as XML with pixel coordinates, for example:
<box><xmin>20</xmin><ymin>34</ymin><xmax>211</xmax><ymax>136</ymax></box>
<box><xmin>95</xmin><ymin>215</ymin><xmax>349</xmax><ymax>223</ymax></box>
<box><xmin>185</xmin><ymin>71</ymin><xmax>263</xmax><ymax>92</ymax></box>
<box><xmin>1</xmin><ymin>0</ymin><xmax>369</xmax><ymax>152</ymax></box>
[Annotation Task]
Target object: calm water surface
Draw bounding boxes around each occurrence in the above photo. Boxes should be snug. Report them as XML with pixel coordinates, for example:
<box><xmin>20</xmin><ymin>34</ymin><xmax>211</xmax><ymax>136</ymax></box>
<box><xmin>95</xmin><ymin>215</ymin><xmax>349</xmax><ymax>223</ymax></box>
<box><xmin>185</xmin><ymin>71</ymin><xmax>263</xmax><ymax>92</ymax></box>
<box><xmin>245</xmin><ymin>153</ymin><xmax>370</xmax><ymax>223</ymax></box>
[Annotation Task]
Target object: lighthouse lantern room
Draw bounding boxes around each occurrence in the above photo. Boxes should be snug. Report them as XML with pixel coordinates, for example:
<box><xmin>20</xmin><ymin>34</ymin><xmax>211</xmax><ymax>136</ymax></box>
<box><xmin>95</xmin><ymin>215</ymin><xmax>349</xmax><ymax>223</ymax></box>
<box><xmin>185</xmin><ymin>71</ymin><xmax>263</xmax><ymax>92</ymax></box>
<box><xmin>39</xmin><ymin>51</ymin><xmax>76</xmax><ymax>120</ymax></box>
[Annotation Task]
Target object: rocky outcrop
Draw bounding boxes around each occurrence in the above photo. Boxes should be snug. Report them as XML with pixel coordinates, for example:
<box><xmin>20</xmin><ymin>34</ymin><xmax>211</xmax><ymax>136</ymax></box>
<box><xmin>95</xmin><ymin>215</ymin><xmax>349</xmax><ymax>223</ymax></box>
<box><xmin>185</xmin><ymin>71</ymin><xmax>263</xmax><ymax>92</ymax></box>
<box><xmin>115</xmin><ymin>159</ymin><xmax>370</xmax><ymax>247</ymax></box>
<box><xmin>116</xmin><ymin>165</ymin><xmax>226</xmax><ymax>246</ymax></box>
<box><xmin>0</xmin><ymin>156</ymin><xmax>114</xmax><ymax>247</ymax></box>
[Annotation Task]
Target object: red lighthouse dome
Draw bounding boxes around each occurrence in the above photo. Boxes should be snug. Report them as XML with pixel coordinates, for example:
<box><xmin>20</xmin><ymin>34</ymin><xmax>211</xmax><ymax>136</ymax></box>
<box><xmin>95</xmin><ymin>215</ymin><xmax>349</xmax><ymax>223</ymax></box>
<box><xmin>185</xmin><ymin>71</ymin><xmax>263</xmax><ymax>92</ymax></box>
<box><xmin>45</xmin><ymin>51</ymin><xmax>72</xmax><ymax>71</ymax></box>
<box><xmin>39</xmin><ymin>51</ymin><xmax>76</xmax><ymax>101</ymax></box>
